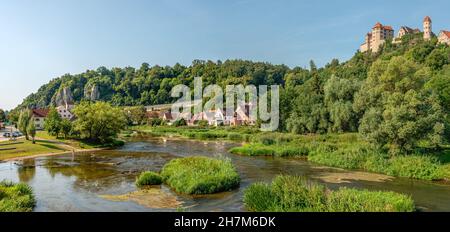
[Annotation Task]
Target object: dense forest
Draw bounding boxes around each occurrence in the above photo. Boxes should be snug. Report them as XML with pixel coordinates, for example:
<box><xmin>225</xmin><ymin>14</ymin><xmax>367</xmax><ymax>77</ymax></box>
<box><xmin>13</xmin><ymin>34</ymin><xmax>450</xmax><ymax>152</ymax></box>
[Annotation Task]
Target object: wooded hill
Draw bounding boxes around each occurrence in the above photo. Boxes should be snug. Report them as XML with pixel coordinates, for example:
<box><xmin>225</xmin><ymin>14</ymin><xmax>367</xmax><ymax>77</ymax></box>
<box><xmin>14</xmin><ymin>34</ymin><xmax>450</xmax><ymax>152</ymax></box>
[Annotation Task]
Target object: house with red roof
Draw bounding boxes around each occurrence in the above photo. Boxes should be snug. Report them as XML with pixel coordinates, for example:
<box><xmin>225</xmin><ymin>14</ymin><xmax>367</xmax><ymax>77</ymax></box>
<box><xmin>31</xmin><ymin>109</ymin><xmax>49</xmax><ymax>130</ymax></box>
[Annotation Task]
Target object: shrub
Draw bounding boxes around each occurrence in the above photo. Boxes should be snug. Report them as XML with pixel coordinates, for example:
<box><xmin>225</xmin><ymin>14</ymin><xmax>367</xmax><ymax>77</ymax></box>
<box><xmin>135</xmin><ymin>171</ymin><xmax>163</xmax><ymax>187</ymax></box>
<box><xmin>244</xmin><ymin>175</ymin><xmax>415</xmax><ymax>212</ymax></box>
<box><xmin>0</xmin><ymin>181</ymin><xmax>36</xmax><ymax>212</ymax></box>
<box><xmin>385</xmin><ymin>155</ymin><xmax>443</xmax><ymax>181</ymax></box>
<box><xmin>173</xmin><ymin>119</ymin><xmax>187</xmax><ymax>127</ymax></box>
<box><xmin>161</xmin><ymin>156</ymin><xmax>240</xmax><ymax>194</ymax></box>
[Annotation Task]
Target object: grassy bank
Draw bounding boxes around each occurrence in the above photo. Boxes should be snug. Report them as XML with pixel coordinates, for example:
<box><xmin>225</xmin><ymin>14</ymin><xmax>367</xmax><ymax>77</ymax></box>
<box><xmin>230</xmin><ymin>133</ymin><xmax>449</xmax><ymax>181</ymax></box>
<box><xmin>0</xmin><ymin>138</ymin><xmax>69</xmax><ymax>160</ymax></box>
<box><xmin>161</xmin><ymin>156</ymin><xmax>241</xmax><ymax>195</ymax></box>
<box><xmin>243</xmin><ymin>175</ymin><xmax>415</xmax><ymax>212</ymax></box>
<box><xmin>132</xmin><ymin>125</ymin><xmax>259</xmax><ymax>142</ymax></box>
<box><xmin>36</xmin><ymin>131</ymin><xmax>124</xmax><ymax>149</ymax></box>
<box><xmin>0</xmin><ymin>181</ymin><xmax>36</xmax><ymax>212</ymax></box>
<box><xmin>133</xmin><ymin>126</ymin><xmax>450</xmax><ymax>181</ymax></box>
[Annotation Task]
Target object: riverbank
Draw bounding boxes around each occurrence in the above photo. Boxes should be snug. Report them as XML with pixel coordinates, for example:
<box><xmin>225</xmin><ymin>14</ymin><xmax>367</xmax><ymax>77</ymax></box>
<box><xmin>2</xmin><ymin>135</ymin><xmax>450</xmax><ymax>212</ymax></box>
<box><xmin>133</xmin><ymin>126</ymin><xmax>450</xmax><ymax>182</ymax></box>
<box><xmin>0</xmin><ymin>131</ymin><xmax>124</xmax><ymax>161</ymax></box>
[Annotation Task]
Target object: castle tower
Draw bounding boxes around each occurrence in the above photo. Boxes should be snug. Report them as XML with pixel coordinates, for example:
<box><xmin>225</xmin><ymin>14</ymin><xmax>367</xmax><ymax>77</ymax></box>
<box><xmin>423</xmin><ymin>16</ymin><xmax>432</xmax><ymax>40</ymax></box>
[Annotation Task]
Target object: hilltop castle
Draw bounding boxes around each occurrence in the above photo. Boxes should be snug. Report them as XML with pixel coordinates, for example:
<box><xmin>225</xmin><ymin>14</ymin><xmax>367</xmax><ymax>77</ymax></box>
<box><xmin>360</xmin><ymin>16</ymin><xmax>450</xmax><ymax>53</ymax></box>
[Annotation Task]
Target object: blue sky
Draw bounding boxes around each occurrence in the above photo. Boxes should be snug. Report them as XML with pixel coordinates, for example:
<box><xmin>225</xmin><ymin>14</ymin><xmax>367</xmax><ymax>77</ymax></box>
<box><xmin>1</xmin><ymin>0</ymin><xmax>449</xmax><ymax>110</ymax></box>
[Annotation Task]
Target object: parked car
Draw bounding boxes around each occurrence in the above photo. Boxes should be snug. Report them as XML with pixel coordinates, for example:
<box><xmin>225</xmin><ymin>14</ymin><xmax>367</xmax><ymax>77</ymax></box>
<box><xmin>3</xmin><ymin>132</ymin><xmax>11</xmax><ymax>137</ymax></box>
<box><xmin>12</xmin><ymin>132</ymin><xmax>22</xmax><ymax>137</ymax></box>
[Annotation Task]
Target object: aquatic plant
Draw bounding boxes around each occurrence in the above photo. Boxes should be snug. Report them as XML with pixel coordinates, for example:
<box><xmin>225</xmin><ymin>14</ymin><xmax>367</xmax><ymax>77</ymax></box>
<box><xmin>0</xmin><ymin>181</ymin><xmax>36</xmax><ymax>212</ymax></box>
<box><xmin>243</xmin><ymin>175</ymin><xmax>415</xmax><ymax>212</ymax></box>
<box><xmin>161</xmin><ymin>156</ymin><xmax>240</xmax><ymax>195</ymax></box>
<box><xmin>230</xmin><ymin>144</ymin><xmax>310</xmax><ymax>157</ymax></box>
<box><xmin>135</xmin><ymin>171</ymin><xmax>163</xmax><ymax>187</ymax></box>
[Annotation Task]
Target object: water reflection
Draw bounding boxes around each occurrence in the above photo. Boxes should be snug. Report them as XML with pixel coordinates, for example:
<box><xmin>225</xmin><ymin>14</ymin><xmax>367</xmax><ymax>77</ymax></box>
<box><xmin>17</xmin><ymin>159</ymin><xmax>36</xmax><ymax>183</ymax></box>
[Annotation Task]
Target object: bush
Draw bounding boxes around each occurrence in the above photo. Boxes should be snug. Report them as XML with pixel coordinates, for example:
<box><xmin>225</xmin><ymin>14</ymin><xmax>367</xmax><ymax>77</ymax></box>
<box><xmin>0</xmin><ymin>181</ymin><xmax>36</xmax><ymax>212</ymax></box>
<box><xmin>135</xmin><ymin>171</ymin><xmax>163</xmax><ymax>187</ymax></box>
<box><xmin>161</xmin><ymin>156</ymin><xmax>240</xmax><ymax>194</ymax></box>
<box><xmin>327</xmin><ymin>188</ymin><xmax>415</xmax><ymax>212</ymax></box>
<box><xmin>243</xmin><ymin>175</ymin><xmax>415</xmax><ymax>212</ymax></box>
<box><xmin>173</xmin><ymin>119</ymin><xmax>187</xmax><ymax>127</ymax></box>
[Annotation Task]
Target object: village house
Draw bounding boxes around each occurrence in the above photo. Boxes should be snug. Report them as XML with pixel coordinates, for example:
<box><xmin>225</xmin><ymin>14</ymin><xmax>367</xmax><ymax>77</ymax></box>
<box><xmin>31</xmin><ymin>109</ymin><xmax>49</xmax><ymax>130</ymax></box>
<box><xmin>56</xmin><ymin>103</ymin><xmax>75</xmax><ymax>120</ymax></box>
<box><xmin>438</xmin><ymin>30</ymin><xmax>450</xmax><ymax>45</ymax></box>
<box><xmin>232</xmin><ymin>104</ymin><xmax>257</xmax><ymax>126</ymax></box>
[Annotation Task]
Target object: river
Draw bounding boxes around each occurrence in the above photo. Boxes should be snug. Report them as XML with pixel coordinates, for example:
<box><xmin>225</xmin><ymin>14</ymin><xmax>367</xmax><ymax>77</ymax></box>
<box><xmin>1</xmin><ymin>134</ymin><xmax>449</xmax><ymax>212</ymax></box>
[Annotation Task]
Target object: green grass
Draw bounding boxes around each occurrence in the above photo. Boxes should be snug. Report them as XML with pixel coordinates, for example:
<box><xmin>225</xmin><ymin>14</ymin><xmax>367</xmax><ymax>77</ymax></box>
<box><xmin>326</xmin><ymin>188</ymin><xmax>416</xmax><ymax>212</ymax></box>
<box><xmin>0</xmin><ymin>138</ymin><xmax>69</xmax><ymax>160</ymax></box>
<box><xmin>36</xmin><ymin>131</ymin><xmax>124</xmax><ymax>149</ymax></box>
<box><xmin>243</xmin><ymin>175</ymin><xmax>415</xmax><ymax>212</ymax></box>
<box><xmin>230</xmin><ymin>143</ymin><xmax>310</xmax><ymax>157</ymax></box>
<box><xmin>161</xmin><ymin>156</ymin><xmax>241</xmax><ymax>195</ymax></box>
<box><xmin>135</xmin><ymin>171</ymin><xmax>163</xmax><ymax>187</ymax></box>
<box><xmin>229</xmin><ymin>133</ymin><xmax>448</xmax><ymax>181</ymax></box>
<box><xmin>308</xmin><ymin>145</ymin><xmax>445</xmax><ymax>181</ymax></box>
<box><xmin>0</xmin><ymin>181</ymin><xmax>36</xmax><ymax>212</ymax></box>
<box><xmin>133</xmin><ymin>125</ymin><xmax>259</xmax><ymax>142</ymax></box>
<box><xmin>136</xmin><ymin>127</ymin><xmax>450</xmax><ymax>181</ymax></box>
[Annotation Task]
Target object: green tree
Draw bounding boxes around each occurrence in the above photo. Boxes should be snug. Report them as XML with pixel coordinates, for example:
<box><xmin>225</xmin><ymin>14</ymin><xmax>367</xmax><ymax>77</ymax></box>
<box><xmin>18</xmin><ymin>110</ymin><xmax>32</xmax><ymax>140</ymax></box>
<box><xmin>73</xmin><ymin>101</ymin><xmax>126</xmax><ymax>142</ymax></box>
<box><xmin>354</xmin><ymin>57</ymin><xmax>445</xmax><ymax>154</ymax></box>
<box><xmin>426</xmin><ymin>65</ymin><xmax>450</xmax><ymax>143</ymax></box>
<box><xmin>60</xmin><ymin>119</ymin><xmax>72</xmax><ymax>139</ymax></box>
<box><xmin>0</xmin><ymin>109</ymin><xmax>6</xmax><ymax>122</ymax></box>
<box><xmin>124</xmin><ymin>106</ymin><xmax>147</xmax><ymax>126</ymax></box>
<box><xmin>287</xmin><ymin>74</ymin><xmax>329</xmax><ymax>134</ymax></box>
<box><xmin>27</xmin><ymin>118</ymin><xmax>36</xmax><ymax>144</ymax></box>
<box><xmin>425</xmin><ymin>47</ymin><xmax>449</xmax><ymax>71</ymax></box>
<box><xmin>45</xmin><ymin>108</ymin><xmax>62</xmax><ymax>137</ymax></box>
<box><xmin>324</xmin><ymin>75</ymin><xmax>360</xmax><ymax>132</ymax></box>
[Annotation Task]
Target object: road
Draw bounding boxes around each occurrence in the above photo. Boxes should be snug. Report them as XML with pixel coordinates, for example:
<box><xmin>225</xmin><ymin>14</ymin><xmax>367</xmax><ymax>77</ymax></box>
<box><xmin>0</xmin><ymin>126</ymin><xmax>18</xmax><ymax>142</ymax></box>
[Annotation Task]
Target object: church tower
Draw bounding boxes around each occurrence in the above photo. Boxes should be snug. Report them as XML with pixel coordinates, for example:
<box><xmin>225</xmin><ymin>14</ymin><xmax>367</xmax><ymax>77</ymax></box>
<box><xmin>423</xmin><ymin>16</ymin><xmax>432</xmax><ymax>40</ymax></box>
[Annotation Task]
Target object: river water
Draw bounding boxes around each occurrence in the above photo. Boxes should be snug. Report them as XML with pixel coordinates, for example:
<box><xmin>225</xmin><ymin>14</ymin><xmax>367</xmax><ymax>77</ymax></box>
<box><xmin>1</xmin><ymin>134</ymin><xmax>449</xmax><ymax>212</ymax></box>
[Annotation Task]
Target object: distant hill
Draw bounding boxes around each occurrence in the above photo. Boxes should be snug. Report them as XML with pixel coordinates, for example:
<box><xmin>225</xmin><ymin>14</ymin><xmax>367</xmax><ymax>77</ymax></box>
<box><xmin>16</xmin><ymin>34</ymin><xmax>449</xmax><ymax>112</ymax></box>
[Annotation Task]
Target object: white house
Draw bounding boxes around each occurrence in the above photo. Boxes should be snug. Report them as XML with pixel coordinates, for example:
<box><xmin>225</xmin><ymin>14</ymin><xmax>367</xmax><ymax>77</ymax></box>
<box><xmin>56</xmin><ymin>104</ymin><xmax>74</xmax><ymax>120</ymax></box>
<box><xmin>31</xmin><ymin>109</ymin><xmax>49</xmax><ymax>130</ymax></box>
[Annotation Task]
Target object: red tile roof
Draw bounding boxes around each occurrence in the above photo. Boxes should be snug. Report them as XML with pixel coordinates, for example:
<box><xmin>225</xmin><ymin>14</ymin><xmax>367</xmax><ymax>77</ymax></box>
<box><xmin>424</xmin><ymin>16</ymin><xmax>432</xmax><ymax>22</ymax></box>
<box><xmin>383</xmin><ymin>26</ymin><xmax>393</xmax><ymax>31</ymax></box>
<box><xmin>32</xmin><ymin>109</ymin><xmax>49</xmax><ymax>118</ymax></box>
<box><xmin>441</xmin><ymin>30</ymin><xmax>450</xmax><ymax>38</ymax></box>
<box><xmin>373</xmin><ymin>22</ymin><xmax>383</xmax><ymax>29</ymax></box>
